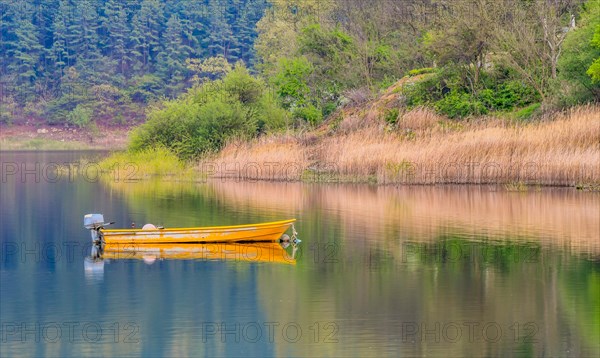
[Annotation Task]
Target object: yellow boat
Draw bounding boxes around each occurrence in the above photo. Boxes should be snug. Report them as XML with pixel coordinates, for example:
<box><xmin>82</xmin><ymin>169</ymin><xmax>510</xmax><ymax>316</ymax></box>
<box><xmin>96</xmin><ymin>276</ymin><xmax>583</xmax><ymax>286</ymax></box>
<box><xmin>102</xmin><ymin>242</ymin><xmax>297</xmax><ymax>265</ymax></box>
<box><xmin>84</xmin><ymin>214</ymin><xmax>297</xmax><ymax>244</ymax></box>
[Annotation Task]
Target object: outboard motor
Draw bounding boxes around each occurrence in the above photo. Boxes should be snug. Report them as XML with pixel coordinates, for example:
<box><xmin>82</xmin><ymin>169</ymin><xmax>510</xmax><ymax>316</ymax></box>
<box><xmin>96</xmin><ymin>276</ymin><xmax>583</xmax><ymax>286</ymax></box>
<box><xmin>84</xmin><ymin>214</ymin><xmax>114</xmax><ymax>244</ymax></box>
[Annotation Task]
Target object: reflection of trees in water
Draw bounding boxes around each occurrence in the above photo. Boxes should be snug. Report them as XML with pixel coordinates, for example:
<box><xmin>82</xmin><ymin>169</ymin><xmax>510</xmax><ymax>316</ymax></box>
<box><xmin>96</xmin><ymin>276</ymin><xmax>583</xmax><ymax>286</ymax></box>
<box><xmin>98</xmin><ymin>178</ymin><xmax>600</xmax><ymax>356</ymax></box>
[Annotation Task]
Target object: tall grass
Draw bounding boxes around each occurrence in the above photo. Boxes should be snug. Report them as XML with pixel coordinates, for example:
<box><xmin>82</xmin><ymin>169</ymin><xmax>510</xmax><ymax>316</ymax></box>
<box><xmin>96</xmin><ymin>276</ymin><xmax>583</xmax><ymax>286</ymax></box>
<box><xmin>99</xmin><ymin>146</ymin><xmax>192</xmax><ymax>180</ymax></box>
<box><xmin>206</xmin><ymin>105</ymin><xmax>600</xmax><ymax>186</ymax></box>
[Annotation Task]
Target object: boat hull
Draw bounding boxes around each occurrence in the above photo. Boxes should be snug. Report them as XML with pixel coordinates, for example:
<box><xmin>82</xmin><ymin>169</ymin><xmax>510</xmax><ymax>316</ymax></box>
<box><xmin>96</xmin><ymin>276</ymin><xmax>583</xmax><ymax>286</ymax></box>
<box><xmin>100</xmin><ymin>219</ymin><xmax>296</xmax><ymax>244</ymax></box>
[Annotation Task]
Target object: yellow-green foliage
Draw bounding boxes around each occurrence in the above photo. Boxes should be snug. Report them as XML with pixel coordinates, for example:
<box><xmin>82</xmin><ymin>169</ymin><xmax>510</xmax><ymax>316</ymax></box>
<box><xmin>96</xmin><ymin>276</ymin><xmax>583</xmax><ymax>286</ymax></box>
<box><xmin>99</xmin><ymin>147</ymin><xmax>192</xmax><ymax>180</ymax></box>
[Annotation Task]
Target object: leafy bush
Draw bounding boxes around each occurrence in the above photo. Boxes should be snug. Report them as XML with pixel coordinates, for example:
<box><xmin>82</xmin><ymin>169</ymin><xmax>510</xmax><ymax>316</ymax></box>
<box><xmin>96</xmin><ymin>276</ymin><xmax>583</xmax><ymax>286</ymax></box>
<box><xmin>403</xmin><ymin>66</ymin><xmax>539</xmax><ymax>118</ymax></box>
<box><xmin>479</xmin><ymin>81</ymin><xmax>540</xmax><ymax>111</ymax></box>
<box><xmin>129</xmin><ymin>64</ymin><xmax>290</xmax><ymax>159</ymax></box>
<box><xmin>67</xmin><ymin>105</ymin><xmax>93</xmax><ymax>128</ymax></box>
<box><xmin>585</xmin><ymin>13</ymin><xmax>600</xmax><ymax>82</ymax></box>
<box><xmin>130</xmin><ymin>98</ymin><xmax>256</xmax><ymax>159</ymax></box>
<box><xmin>321</xmin><ymin>101</ymin><xmax>339</xmax><ymax>118</ymax></box>
<box><xmin>403</xmin><ymin>70</ymin><xmax>448</xmax><ymax>107</ymax></box>
<box><xmin>0</xmin><ymin>96</ymin><xmax>17</xmax><ymax>124</ymax></box>
<box><xmin>293</xmin><ymin>104</ymin><xmax>323</xmax><ymax>126</ymax></box>
<box><xmin>223</xmin><ymin>63</ymin><xmax>264</xmax><ymax>104</ymax></box>
<box><xmin>129</xmin><ymin>75</ymin><xmax>163</xmax><ymax>103</ymax></box>
<box><xmin>434</xmin><ymin>91</ymin><xmax>488</xmax><ymax>119</ymax></box>
<box><xmin>45</xmin><ymin>93</ymin><xmax>87</xmax><ymax>124</ymax></box>
<box><xmin>377</xmin><ymin>75</ymin><xmax>398</xmax><ymax>90</ymax></box>
<box><xmin>256</xmin><ymin>92</ymin><xmax>289</xmax><ymax>132</ymax></box>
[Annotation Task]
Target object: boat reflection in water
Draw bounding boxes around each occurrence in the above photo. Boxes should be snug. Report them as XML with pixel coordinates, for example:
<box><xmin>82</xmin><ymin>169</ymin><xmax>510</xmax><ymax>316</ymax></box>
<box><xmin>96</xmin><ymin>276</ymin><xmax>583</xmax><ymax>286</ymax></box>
<box><xmin>83</xmin><ymin>214</ymin><xmax>300</xmax><ymax>282</ymax></box>
<box><xmin>102</xmin><ymin>242</ymin><xmax>298</xmax><ymax>264</ymax></box>
<box><xmin>85</xmin><ymin>241</ymin><xmax>298</xmax><ymax>281</ymax></box>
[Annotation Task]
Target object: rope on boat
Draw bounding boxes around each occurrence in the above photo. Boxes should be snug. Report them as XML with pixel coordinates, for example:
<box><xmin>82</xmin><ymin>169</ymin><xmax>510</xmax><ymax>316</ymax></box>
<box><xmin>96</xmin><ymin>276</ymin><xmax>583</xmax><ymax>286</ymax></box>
<box><xmin>291</xmin><ymin>224</ymin><xmax>300</xmax><ymax>244</ymax></box>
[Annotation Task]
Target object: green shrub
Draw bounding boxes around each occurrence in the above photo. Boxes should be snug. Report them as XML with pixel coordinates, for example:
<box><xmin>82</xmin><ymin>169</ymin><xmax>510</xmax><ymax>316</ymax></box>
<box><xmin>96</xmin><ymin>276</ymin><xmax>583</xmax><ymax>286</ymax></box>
<box><xmin>497</xmin><ymin>81</ymin><xmax>539</xmax><ymax>108</ymax></box>
<box><xmin>99</xmin><ymin>146</ymin><xmax>187</xmax><ymax>178</ymax></box>
<box><xmin>403</xmin><ymin>70</ymin><xmax>448</xmax><ymax>107</ymax></box>
<box><xmin>223</xmin><ymin>63</ymin><xmax>264</xmax><ymax>104</ymax></box>
<box><xmin>434</xmin><ymin>91</ymin><xmax>487</xmax><ymax>118</ymax></box>
<box><xmin>378</xmin><ymin>75</ymin><xmax>398</xmax><ymax>89</ymax></box>
<box><xmin>130</xmin><ymin>99</ymin><xmax>257</xmax><ymax>160</ymax></box>
<box><xmin>321</xmin><ymin>101</ymin><xmax>339</xmax><ymax>118</ymax></box>
<box><xmin>129</xmin><ymin>75</ymin><xmax>163</xmax><ymax>103</ymax></box>
<box><xmin>67</xmin><ymin>105</ymin><xmax>93</xmax><ymax>128</ymax></box>
<box><xmin>408</xmin><ymin>67</ymin><xmax>436</xmax><ymax>76</ymax></box>
<box><xmin>293</xmin><ymin>104</ymin><xmax>323</xmax><ymax>126</ymax></box>
<box><xmin>513</xmin><ymin>103</ymin><xmax>542</xmax><ymax>120</ymax></box>
<box><xmin>384</xmin><ymin>108</ymin><xmax>400</xmax><ymax>125</ymax></box>
<box><xmin>45</xmin><ymin>95</ymin><xmax>85</xmax><ymax>124</ymax></box>
<box><xmin>256</xmin><ymin>92</ymin><xmax>289</xmax><ymax>132</ymax></box>
<box><xmin>403</xmin><ymin>65</ymin><xmax>539</xmax><ymax>118</ymax></box>
<box><xmin>129</xmin><ymin>63</ymin><xmax>290</xmax><ymax>159</ymax></box>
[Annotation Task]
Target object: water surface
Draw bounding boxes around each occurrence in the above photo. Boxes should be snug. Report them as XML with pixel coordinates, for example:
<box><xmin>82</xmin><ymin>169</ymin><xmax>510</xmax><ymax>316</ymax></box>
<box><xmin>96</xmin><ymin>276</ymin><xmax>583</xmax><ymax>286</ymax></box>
<box><xmin>1</xmin><ymin>151</ymin><xmax>598</xmax><ymax>357</ymax></box>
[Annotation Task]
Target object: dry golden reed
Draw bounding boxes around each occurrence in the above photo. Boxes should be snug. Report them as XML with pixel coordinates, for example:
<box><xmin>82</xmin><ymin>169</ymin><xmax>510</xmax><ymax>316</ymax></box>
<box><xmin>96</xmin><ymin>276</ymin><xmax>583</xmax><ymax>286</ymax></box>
<box><xmin>202</xmin><ymin>105</ymin><xmax>600</xmax><ymax>186</ymax></box>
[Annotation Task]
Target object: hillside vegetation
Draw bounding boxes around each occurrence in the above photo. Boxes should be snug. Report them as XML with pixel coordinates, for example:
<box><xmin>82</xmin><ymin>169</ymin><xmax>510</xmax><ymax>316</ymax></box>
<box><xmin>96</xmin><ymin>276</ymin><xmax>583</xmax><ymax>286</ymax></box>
<box><xmin>3</xmin><ymin>0</ymin><xmax>600</xmax><ymax>186</ymax></box>
<box><xmin>203</xmin><ymin>85</ymin><xmax>600</xmax><ymax>187</ymax></box>
<box><xmin>1</xmin><ymin>0</ymin><xmax>268</xmax><ymax>125</ymax></box>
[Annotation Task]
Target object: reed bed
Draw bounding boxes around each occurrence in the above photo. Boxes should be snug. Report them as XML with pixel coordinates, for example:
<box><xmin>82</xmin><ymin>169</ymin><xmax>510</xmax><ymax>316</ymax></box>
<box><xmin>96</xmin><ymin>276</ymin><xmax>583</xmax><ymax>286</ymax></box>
<box><xmin>206</xmin><ymin>105</ymin><xmax>600</xmax><ymax>186</ymax></box>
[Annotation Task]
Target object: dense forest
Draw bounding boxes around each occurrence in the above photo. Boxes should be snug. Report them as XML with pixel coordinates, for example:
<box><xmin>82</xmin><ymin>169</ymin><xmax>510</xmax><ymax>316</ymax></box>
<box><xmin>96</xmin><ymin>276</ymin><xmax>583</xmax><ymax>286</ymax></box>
<box><xmin>1</xmin><ymin>0</ymin><xmax>599</xmax><ymax>156</ymax></box>
<box><xmin>0</xmin><ymin>0</ymin><xmax>268</xmax><ymax>124</ymax></box>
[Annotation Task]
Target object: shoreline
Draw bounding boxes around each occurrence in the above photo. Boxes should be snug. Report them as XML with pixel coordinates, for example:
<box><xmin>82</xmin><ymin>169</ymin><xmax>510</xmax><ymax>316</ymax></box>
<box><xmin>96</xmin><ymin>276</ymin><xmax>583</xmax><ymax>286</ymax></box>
<box><xmin>0</xmin><ymin>123</ymin><xmax>131</xmax><ymax>151</ymax></box>
<box><xmin>4</xmin><ymin>105</ymin><xmax>599</xmax><ymax>190</ymax></box>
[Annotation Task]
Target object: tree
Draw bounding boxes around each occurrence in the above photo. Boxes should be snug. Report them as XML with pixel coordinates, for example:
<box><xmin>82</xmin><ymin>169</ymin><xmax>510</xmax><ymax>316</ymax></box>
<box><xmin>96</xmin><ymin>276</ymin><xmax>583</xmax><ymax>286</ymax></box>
<box><xmin>102</xmin><ymin>0</ymin><xmax>130</xmax><ymax>76</ymax></box>
<box><xmin>186</xmin><ymin>56</ymin><xmax>233</xmax><ymax>84</ymax></box>
<box><xmin>492</xmin><ymin>0</ymin><xmax>583</xmax><ymax>100</ymax></box>
<box><xmin>205</xmin><ymin>0</ymin><xmax>234</xmax><ymax>59</ymax></box>
<box><xmin>559</xmin><ymin>0</ymin><xmax>600</xmax><ymax>102</ymax></box>
<box><xmin>424</xmin><ymin>0</ymin><xmax>503</xmax><ymax>92</ymax></box>
<box><xmin>587</xmin><ymin>24</ymin><xmax>600</xmax><ymax>82</ymax></box>
<box><xmin>157</xmin><ymin>14</ymin><xmax>192</xmax><ymax>94</ymax></box>
<box><xmin>72</xmin><ymin>0</ymin><xmax>101</xmax><ymax>82</ymax></box>
<box><xmin>271</xmin><ymin>56</ymin><xmax>313</xmax><ymax>109</ymax></box>
<box><xmin>130</xmin><ymin>0</ymin><xmax>164</xmax><ymax>74</ymax></box>
<box><xmin>51</xmin><ymin>0</ymin><xmax>71</xmax><ymax>78</ymax></box>
<box><xmin>255</xmin><ymin>0</ymin><xmax>333</xmax><ymax>74</ymax></box>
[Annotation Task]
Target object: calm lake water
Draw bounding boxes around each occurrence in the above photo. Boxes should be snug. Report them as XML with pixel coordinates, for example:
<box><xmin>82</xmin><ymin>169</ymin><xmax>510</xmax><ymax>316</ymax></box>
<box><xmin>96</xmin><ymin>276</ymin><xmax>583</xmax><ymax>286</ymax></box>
<box><xmin>1</xmin><ymin>151</ymin><xmax>599</xmax><ymax>357</ymax></box>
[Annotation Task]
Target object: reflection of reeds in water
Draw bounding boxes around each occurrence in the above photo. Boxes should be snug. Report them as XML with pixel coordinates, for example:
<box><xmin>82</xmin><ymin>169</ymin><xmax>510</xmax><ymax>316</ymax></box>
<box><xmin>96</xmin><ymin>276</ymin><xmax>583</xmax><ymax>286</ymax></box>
<box><xmin>208</xmin><ymin>106</ymin><xmax>600</xmax><ymax>186</ymax></box>
<box><xmin>209</xmin><ymin>181</ymin><xmax>600</xmax><ymax>254</ymax></box>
